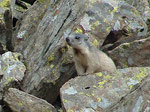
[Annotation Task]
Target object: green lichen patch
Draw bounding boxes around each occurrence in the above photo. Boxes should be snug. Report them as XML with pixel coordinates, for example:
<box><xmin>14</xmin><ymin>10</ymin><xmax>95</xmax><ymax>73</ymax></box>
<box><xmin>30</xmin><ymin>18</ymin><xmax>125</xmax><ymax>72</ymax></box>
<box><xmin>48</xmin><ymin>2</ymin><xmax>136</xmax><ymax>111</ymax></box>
<box><xmin>112</xmin><ymin>7</ymin><xmax>118</xmax><ymax>13</ymax></box>
<box><xmin>91</xmin><ymin>21</ymin><xmax>99</xmax><ymax>30</ymax></box>
<box><xmin>0</xmin><ymin>0</ymin><xmax>10</xmax><ymax>8</ymax></box>
<box><xmin>96</xmin><ymin>72</ymin><xmax>103</xmax><ymax>77</ymax></box>
<box><xmin>97</xmin><ymin>97</ymin><xmax>102</xmax><ymax>102</ymax></box>
<box><xmin>122</xmin><ymin>43</ymin><xmax>131</xmax><ymax>49</ymax></box>
<box><xmin>98</xmin><ymin>80</ymin><xmax>106</xmax><ymax>88</ymax></box>
<box><xmin>50</xmin><ymin>64</ymin><xmax>54</xmax><ymax>69</ymax></box>
<box><xmin>90</xmin><ymin>39</ymin><xmax>99</xmax><ymax>48</ymax></box>
<box><xmin>134</xmin><ymin>68</ymin><xmax>147</xmax><ymax>81</ymax></box>
<box><xmin>122</xmin><ymin>61</ymin><xmax>128</xmax><ymax>68</ymax></box>
<box><xmin>39</xmin><ymin>0</ymin><xmax>45</xmax><ymax>4</ymax></box>
<box><xmin>104</xmin><ymin>74</ymin><xmax>112</xmax><ymax>80</ymax></box>
<box><xmin>4</xmin><ymin>77</ymin><xmax>14</xmax><ymax>85</ymax></box>
<box><xmin>75</xmin><ymin>28</ymin><xmax>83</xmax><ymax>33</ymax></box>
<box><xmin>60</xmin><ymin>47</ymin><xmax>67</xmax><ymax>54</ymax></box>
<box><xmin>45</xmin><ymin>108</ymin><xmax>52</xmax><ymax>112</ymax></box>
<box><xmin>18</xmin><ymin>102</ymin><xmax>24</xmax><ymax>107</ymax></box>
<box><xmin>46</xmin><ymin>53</ymin><xmax>55</xmax><ymax>65</ymax></box>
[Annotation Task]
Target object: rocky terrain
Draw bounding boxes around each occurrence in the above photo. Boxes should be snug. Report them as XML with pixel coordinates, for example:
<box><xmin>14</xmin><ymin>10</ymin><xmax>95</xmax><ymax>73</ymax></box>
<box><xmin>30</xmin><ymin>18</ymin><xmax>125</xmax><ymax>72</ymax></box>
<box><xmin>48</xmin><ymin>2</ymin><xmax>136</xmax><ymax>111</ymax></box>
<box><xmin>0</xmin><ymin>0</ymin><xmax>150</xmax><ymax>112</ymax></box>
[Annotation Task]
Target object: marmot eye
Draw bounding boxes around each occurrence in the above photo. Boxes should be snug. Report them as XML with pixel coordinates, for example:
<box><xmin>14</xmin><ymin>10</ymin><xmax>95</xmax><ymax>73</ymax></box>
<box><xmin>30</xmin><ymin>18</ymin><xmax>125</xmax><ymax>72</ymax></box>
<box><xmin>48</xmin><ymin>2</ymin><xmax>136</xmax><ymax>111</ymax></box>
<box><xmin>75</xmin><ymin>36</ymin><xmax>80</xmax><ymax>39</ymax></box>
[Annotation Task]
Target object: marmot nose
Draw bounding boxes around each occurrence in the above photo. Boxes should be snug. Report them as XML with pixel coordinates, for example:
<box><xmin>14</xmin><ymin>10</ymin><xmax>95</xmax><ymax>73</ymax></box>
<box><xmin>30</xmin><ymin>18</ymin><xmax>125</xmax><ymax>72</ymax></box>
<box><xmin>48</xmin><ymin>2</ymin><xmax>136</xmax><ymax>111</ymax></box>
<box><xmin>66</xmin><ymin>38</ymin><xmax>70</xmax><ymax>43</ymax></box>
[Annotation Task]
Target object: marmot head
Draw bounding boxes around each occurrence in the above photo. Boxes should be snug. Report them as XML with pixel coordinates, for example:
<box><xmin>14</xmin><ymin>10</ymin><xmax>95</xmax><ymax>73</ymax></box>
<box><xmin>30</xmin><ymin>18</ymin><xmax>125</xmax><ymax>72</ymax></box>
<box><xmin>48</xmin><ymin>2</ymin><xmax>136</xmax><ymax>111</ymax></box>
<box><xmin>66</xmin><ymin>33</ymin><xmax>89</xmax><ymax>49</ymax></box>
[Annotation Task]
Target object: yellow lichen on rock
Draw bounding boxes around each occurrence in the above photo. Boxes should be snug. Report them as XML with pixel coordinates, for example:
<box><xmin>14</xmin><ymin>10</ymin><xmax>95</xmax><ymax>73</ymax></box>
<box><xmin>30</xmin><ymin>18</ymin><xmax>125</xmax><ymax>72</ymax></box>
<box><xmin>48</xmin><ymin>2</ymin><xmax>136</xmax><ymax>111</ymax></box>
<box><xmin>91</xmin><ymin>21</ymin><xmax>99</xmax><ymax>30</ymax></box>
<box><xmin>96</xmin><ymin>72</ymin><xmax>103</xmax><ymax>77</ymax></box>
<box><xmin>134</xmin><ymin>68</ymin><xmax>147</xmax><ymax>81</ymax></box>
<box><xmin>0</xmin><ymin>0</ymin><xmax>10</xmax><ymax>8</ymax></box>
<box><xmin>50</xmin><ymin>64</ymin><xmax>54</xmax><ymax>69</ymax></box>
<box><xmin>47</xmin><ymin>53</ymin><xmax>55</xmax><ymax>64</ymax></box>
<box><xmin>112</xmin><ymin>7</ymin><xmax>118</xmax><ymax>13</ymax></box>
<box><xmin>90</xmin><ymin>39</ymin><xmax>99</xmax><ymax>48</ymax></box>
<box><xmin>123</xmin><ymin>61</ymin><xmax>128</xmax><ymax>68</ymax></box>
<box><xmin>104</xmin><ymin>74</ymin><xmax>112</xmax><ymax>80</ymax></box>
<box><xmin>97</xmin><ymin>97</ymin><xmax>102</xmax><ymax>102</ymax></box>
<box><xmin>75</xmin><ymin>28</ymin><xmax>83</xmax><ymax>33</ymax></box>
<box><xmin>18</xmin><ymin>102</ymin><xmax>23</xmax><ymax>107</ymax></box>
<box><xmin>39</xmin><ymin>0</ymin><xmax>45</xmax><ymax>3</ymax></box>
<box><xmin>98</xmin><ymin>80</ymin><xmax>106</xmax><ymax>88</ymax></box>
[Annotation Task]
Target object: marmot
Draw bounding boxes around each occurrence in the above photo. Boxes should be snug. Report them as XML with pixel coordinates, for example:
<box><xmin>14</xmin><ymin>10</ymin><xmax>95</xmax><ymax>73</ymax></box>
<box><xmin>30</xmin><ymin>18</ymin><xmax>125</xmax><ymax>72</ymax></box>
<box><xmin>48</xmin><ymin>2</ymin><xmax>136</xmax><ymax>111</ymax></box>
<box><xmin>66</xmin><ymin>33</ymin><xmax>116</xmax><ymax>75</ymax></box>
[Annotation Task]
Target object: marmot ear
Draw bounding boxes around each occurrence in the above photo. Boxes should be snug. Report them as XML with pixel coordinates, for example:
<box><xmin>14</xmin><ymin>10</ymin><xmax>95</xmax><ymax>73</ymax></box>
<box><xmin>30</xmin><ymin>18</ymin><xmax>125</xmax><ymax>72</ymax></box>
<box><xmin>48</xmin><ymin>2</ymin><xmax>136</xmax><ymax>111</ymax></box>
<box><xmin>85</xmin><ymin>35</ymin><xmax>89</xmax><ymax>41</ymax></box>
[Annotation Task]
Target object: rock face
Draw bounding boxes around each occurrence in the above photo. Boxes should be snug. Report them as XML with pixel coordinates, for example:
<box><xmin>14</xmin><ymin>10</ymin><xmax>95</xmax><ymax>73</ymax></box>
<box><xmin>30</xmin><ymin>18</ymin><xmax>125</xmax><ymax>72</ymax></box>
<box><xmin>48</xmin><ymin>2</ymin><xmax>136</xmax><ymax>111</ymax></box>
<box><xmin>0</xmin><ymin>52</ymin><xmax>26</xmax><ymax>91</ymax></box>
<box><xmin>109</xmin><ymin>37</ymin><xmax>150</xmax><ymax>68</ymax></box>
<box><xmin>75</xmin><ymin>0</ymin><xmax>148</xmax><ymax>48</ymax></box>
<box><xmin>4</xmin><ymin>88</ymin><xmax>57</xmax><ymax>112</ymax></box>
<box><xmin>0</xmin><ymin>52</ymin><xmax>26</xmax><ymax>112</ymax></box>
<box><xmin>107</xmin><ymin>75</ymin><xmax>150</xmax><ymax>112</ymax></box>
<box><xmin>12</xmin><ymin>0</ymin><xmax>88</xmax><ymax>104</ymax></box>
<box><xmin>0</xmin><ymin>0</ymin><xmax>13</xmax><ymax>52</ymax></box>
<box><xmin>60</xmin><ymin>67</ymin><xmax>150</xmax><ymax>112</ymax></box>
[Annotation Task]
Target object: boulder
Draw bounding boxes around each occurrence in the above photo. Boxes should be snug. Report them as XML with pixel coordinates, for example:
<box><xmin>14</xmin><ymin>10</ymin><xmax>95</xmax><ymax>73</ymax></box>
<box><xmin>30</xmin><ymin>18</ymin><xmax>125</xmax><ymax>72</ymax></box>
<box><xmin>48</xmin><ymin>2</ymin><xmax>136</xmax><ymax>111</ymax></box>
<box><xmin>78</xmin><ymin>0</ymin><xmax>118</xmax><ymax>46</ymax></box>
<box><xmin>71</xmin><ymin>0</ymin><xmax>148</xmax><ymax>51</ymax></box>
<box><xmin>0</xmin><ymin>0</ymin><xmax>13</xmax><ymax>52</ymax></box>
<box><xmin>0</xmin><ymin>52</ymin><xmax>26</xmax><ymax>91</ymax></box>
<box><xmin>11</xmin><ymin>0</ymin><xmax>31</xmax><ymax>22</ymax></box>
<box><xmin>113</xmin><ymin>1</ymin><xmax>147</xmax><ymax>37</ymax></box>
<box><xmin>106</xmin><ymin>75</ymin><xmax>150</xmax><ymax>112</ymax></box>
<box><xmin>13</xmin><ymin>0</ymin><xmax>88</xmax><ymax>103</ymax></box>
<box><xmin>108</xmin><ymin>37</ymin><xmax>150</xmax><ymax>68</ymax></box>
<box><xmin>122</xmin><ymin>0</ymin><xmax>150</xmax><ymax>23</ymax></box>
<box><xmin>60</xmin><ymin>67</ymin><xmax>150</xmax><ymax>112</ymax></box>
<box><xmin>4</xmin><ymin>88</ymin><xmax>57</xmax><ymax>112</ymax></box>
<box><xmin>101</xmin><ymin>1</ymin><xmax>149</xmax><ymax>50</ymax></box>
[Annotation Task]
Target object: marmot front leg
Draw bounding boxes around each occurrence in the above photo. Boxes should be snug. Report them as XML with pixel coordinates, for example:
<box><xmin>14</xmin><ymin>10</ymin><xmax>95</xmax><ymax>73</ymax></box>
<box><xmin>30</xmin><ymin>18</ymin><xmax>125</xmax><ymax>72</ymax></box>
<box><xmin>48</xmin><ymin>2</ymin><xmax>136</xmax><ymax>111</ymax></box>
<box><xmin>86</xmin><ymin>66</ymin><xmax>95</xmax><ymax>74</ymax></box>
<box><xmin>75</xmin><ymin>61</ymin><xmax>85</xmax><ymax>75</ymax></box>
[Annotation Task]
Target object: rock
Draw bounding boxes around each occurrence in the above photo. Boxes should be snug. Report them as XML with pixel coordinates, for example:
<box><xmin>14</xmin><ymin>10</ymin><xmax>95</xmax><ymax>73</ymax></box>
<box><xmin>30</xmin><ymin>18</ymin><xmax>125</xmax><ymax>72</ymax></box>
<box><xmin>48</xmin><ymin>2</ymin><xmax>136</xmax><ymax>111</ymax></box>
<box><xmin>0</xmin><ymin>52</ymin><xmax>26</xmax><ymax>91</ymax></box>
<box><xmin>0</xmin><ymin>105</ymin><xmax>2</xmax><ymax>112</ymax></box>
<box><xmin>101</xmin><ymin>0</ymin><xmax>149</xmax><ymax>50</ymax></box>
<box><xmin>11</xmin><ymin>0</ymin><xmax>31</xmax><ymax>23</ymax></box>
<box><xmin>4</xmin><ymin>88</ymin><xmax>57</xmax><ymax>112</ymax></box>
<box><xmin>123</xmin><ymin>0</ymin><xmax>150</xmax><ymax>23</ymax></box>
<box><xmin>108</xmin><ymin>37</ymin><xmax>150</xmax><ymax>68</ymax></box>
<box><xmin>74</xmin><ymin>0</ymin><xmax>148</xmax><ymax>49</ymax></box>
<box><xmin>12</xmin><ymin>0</ymin><xmax>50</xmax><ymax>50</ymax></box>
<box><xmin>113</xmin><ymin>1</ymin><xmax>147</xmax><ymax>37</ymax></box>
<box><xmin>0</xmin><ymin>0</ymin><xmax>13</xmax><ymax>52</ymax></box>
<box><xmin>20</xmin><ymin>0</ymin><xmax>36</xmax><ymax>5</ymax></box>
<box><xmin>60</xmin><ymin>67</ymin><xmax>150</xmax><ymax>112</ymax></box>
<box><xmin>106</xmin><ymin>75</ymin><xmax>150</xmax><ymax>112</ymax></box>
<box><xmin>12</xmin><ymin>0</ymin><xmax>88</xmax><ymax>104</ymax></box>
<box><xmin>78</xmin><ymin>0</ymin><xmax>118</xmax><ymax>46</ymax></box>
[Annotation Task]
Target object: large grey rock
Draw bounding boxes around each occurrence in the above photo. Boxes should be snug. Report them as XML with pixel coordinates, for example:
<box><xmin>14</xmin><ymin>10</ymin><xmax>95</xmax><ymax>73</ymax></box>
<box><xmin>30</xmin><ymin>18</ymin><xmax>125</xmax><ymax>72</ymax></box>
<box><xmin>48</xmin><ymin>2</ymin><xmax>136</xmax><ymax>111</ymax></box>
<box><xmin>0</xmin><ymin>52</ymin><xmax>26</xmax><ymax>91</ymax></box>
<box><xmin>4</xmin><ymin>88</ymin><xmax>57</xmax><ymax>112</ymax></box>
<box><xmin>106</xmin><ymin>75</ymin><xmax>150</xmax><ymax>112</ymax></box>
<box><xmin>13</xmin><ymin>0</ymin><xmax>88</xmax><ymax>104</ymax></box>
<box><xmin>60</xmin><ymin>67</ymin><xmax>150</xmax><ymax>112</ymax></box>
<box><xmin>0</xmin><ymin>0</ymin><xmax>13</xmax><ymax>51</ymax></box>
<box><xmin>73</xmin><ymin>0</ymin><xmax>148</xmax><ymax>49</ymax></box>
<box><xmin>113</xmin><ymin>1</ymin><xmax>147</xmax><ymax>37</ymax></box>
<box><xmin>11</xmin><ymin>0</ymin><xmax>150</xmax><ymax>108</ymax></box>
<box><xmin>11</xmin><ymin>0</ymin><xmax>30</xmax><ymax>21</ymax></box>
<box><xmin>122</xmin><ymin>0</ymin><xmax>150</xmax><ymax>22</ymax></box>
<box><xmin>78</xmin><ymin>0</ymin><xmax>118</xmax><ymax>46</ymax></box>
<box><xmin>102</xmin><ymin>0</ymin><xmax>149</xmax><ymax>49</ymax></box>
<box><xmin>108</xmin><ymin>37</ymin><xmax>150</xmax><ymax>68</ymax></box>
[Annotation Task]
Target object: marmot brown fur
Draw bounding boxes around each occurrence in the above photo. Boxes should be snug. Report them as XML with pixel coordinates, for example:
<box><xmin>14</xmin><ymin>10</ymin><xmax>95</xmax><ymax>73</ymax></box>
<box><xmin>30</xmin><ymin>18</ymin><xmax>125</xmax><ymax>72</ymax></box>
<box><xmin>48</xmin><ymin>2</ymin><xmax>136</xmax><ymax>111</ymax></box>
<box><xmin>66</xmin><ymin>33</ymin><xmax>116</xmax><ymax>75</ymax></box>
